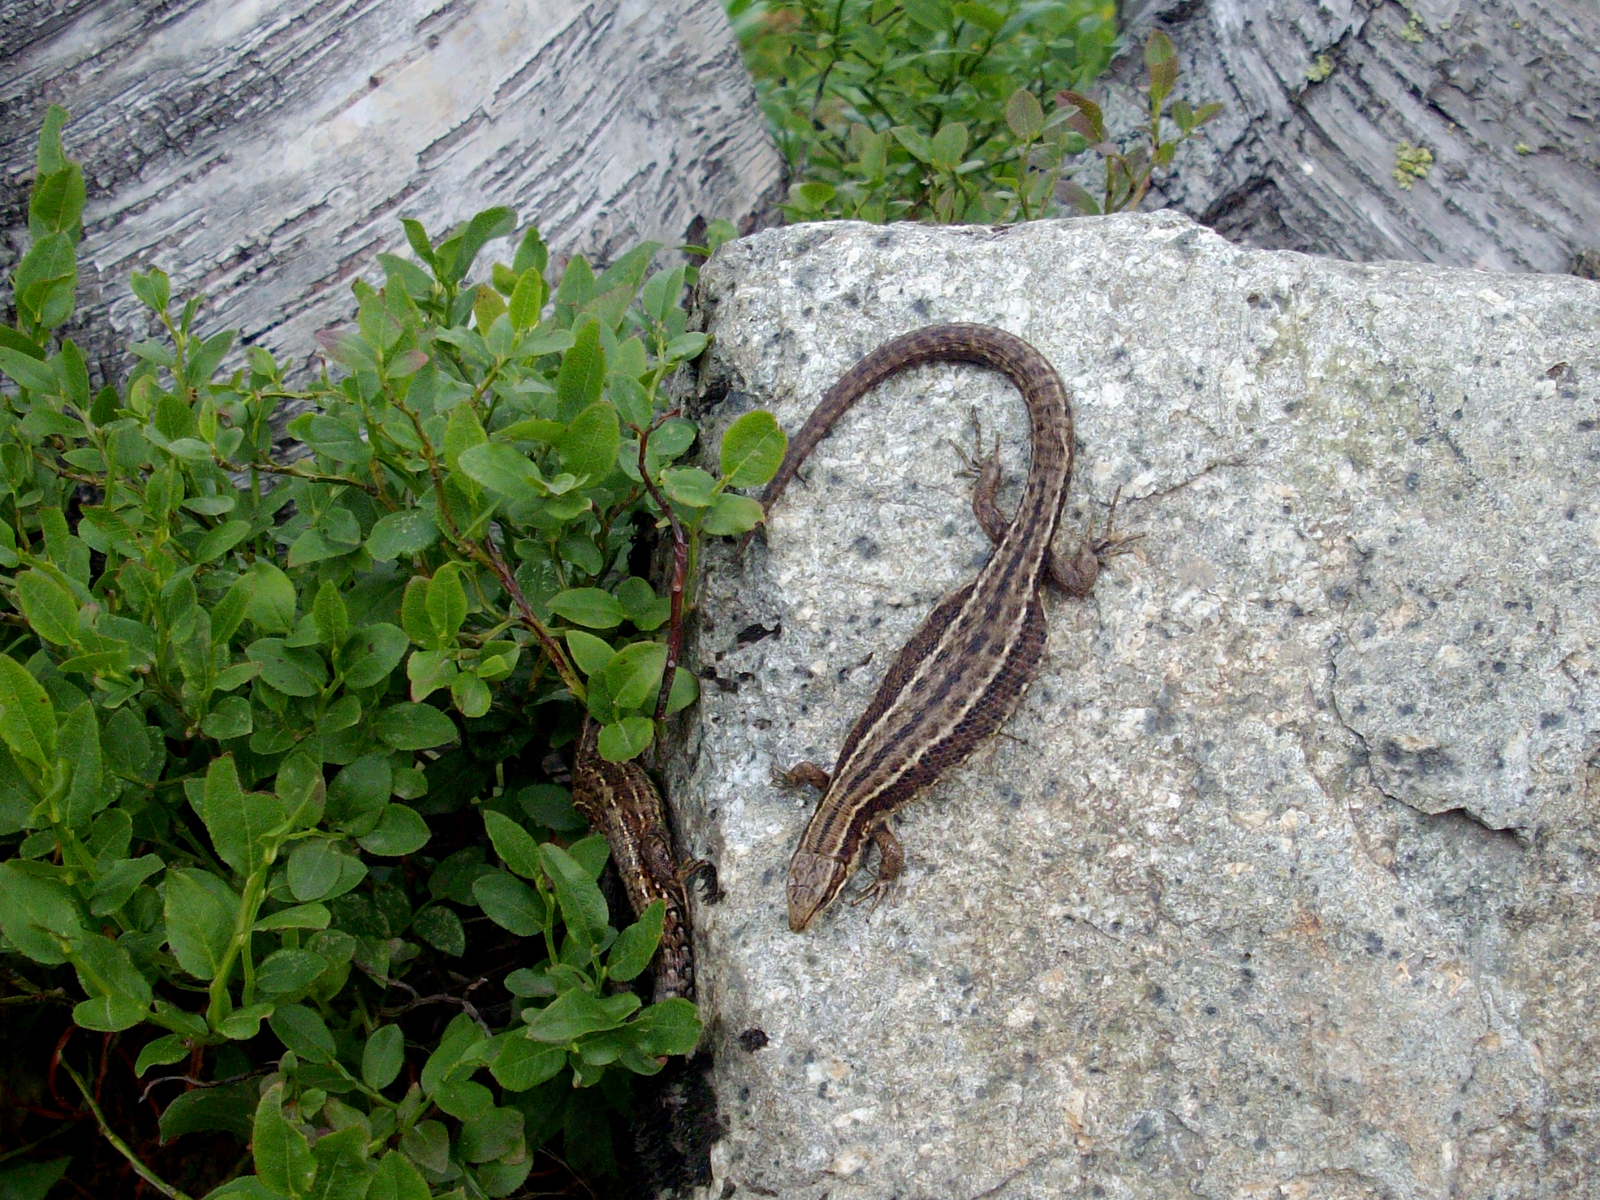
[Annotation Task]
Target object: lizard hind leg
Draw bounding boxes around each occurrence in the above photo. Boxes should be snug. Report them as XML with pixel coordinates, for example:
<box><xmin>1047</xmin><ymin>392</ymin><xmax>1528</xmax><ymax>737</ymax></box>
<box><xmin>948</xmin><ymin>407</ymin><xmax>1011</xmax><ymax>547</ymax></box>
<box><xmin>1051</xmin><ymin>483</ymin><xmax>1146</xmax><ymax>598</ymax></box>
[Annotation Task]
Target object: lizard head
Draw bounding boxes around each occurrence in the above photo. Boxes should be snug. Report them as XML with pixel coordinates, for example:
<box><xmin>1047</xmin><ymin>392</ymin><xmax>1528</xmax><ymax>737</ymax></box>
<box><xmin>787</xmin><ymin>850</ymin><xmax>850</xmax><ymax>932</ymax></box>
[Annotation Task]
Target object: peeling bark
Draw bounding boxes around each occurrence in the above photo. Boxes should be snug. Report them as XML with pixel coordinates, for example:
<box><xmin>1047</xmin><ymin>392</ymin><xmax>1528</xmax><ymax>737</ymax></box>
<box><xmin>1114</xmin><ymin>0</ymin><xmax>1600</xmax><ymax>274</ymax></box>
<box><xmin>0</xmin><ymin>0</ymin><xmax>782</xmax><ymax>381</ymax></box>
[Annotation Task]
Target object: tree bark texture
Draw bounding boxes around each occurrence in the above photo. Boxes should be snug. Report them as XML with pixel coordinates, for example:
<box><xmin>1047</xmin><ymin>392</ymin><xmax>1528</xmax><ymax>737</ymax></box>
<box><xmin>1113</xmin><ymin>0</ymin><xmax>1600</xmax><ymax>275</ymax></box>
<box><xmin>0</xmin><ymin>0</ymin><xmax>782</xmax><ymax>380</ymax></box>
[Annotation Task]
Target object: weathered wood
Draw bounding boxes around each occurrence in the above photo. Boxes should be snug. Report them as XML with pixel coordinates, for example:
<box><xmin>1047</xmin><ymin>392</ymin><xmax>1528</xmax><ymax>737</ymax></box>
<box><xmin>1114</xmin><ymin>0</ymin><xmax>1600</xmax><ymax>273</ymax></box>
<box><xmin>0</xmin><ymin>0</ymin><xmax>782</xmax><ymax>379</ymax></box>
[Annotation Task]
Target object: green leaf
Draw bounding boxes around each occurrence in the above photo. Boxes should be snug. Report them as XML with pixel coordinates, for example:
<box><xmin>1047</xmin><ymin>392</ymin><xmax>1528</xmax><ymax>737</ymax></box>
<box><xmin>376</xmin><ymin>703</ymin><xmax>459</xmax><ymax>751</ymax></box>
<box><xmin>14</xmin><ymin>233</ymin><xmax>77</xmax><ymax>331</ymax></box>
<box><xmin>1005</xmin><ymin>87</ymin><xmax>1045</xmax><ymax>141</ymax></box>
<box><xmin>597</xmin><ymin>716</ymin><xmax>654</xmax><ymax>762</ymax></box>
<box><xmin>661</xmin><ymin>466</ymin><xmax>716</xmax><ymax>507</ymax></box>
<box><xmin>663</xmin><ymin>332</ymin><xmax>709</xmax><ymax>361</ymax></box>
<box><xmin>284</xmin><ymin>841</ymin><xmax>337</xmax><ymax>902</ymax></box>
<box><xmin>548</xmin><ymin>588</ymin><xmax>624</xmax><ymax>629</ymax></box>
<box><xmin>130</xmin><ymin>268</ymin><xmax>171</xmax><ymax>315</ymax></box>
<box><xmin>363</xmin><ymin>1024</ymin><xmax>406</xmax><ymax>1091</ymax></box>
<box><xmin>523</xmin><ymin>987</ymin><xmax>633</xmax><ymax>1044</ymax></box>
<box><xmin>358</xmin><ymin>804</ymin><xmax>431</xmax><ymax>856</ymax></box>
<box><xmin>953</xmin><ymin>1</ymin><xmax>1004</xmax><ymax>33</ymax></box>
<box><xmin>555</xmin><ymin>320</ymin><xmax>604</xmax><ymax>421</ymax></box>
<box><xmin>258</xmin><ymin>948</ymin><xmax>330</xmax><ymax>995</ymax></box>
<box><xmin>270</xmin><ymin>1003</ymin><xmax>337</xmax><ymax>1063</ymax></box>
<box><xmin>902</xmin><ymin>0</ymin><xmax>951</xmax><ymax>29</ymax></box>
<box><xmin>0</xmin><ymin>1159</ymin><xmax>68</xmax><ymax>1200</ymax></box>
<box><xmin>164</xmin><ymin>868</ymin><xmax>237</xmax><ymax>980</ymax></box>
<box><xmin>65</xmin><ymin>930</ymin><xmax>152</xmax><ymax>1031</ymax></box>
<box><xmin>460</xmin><ymin>1106</ymin><xmax>524</xmax><ymax>1162</ymax></box>
<box><xmin>409</xmin><ymin>904</ymin><xmax>465</xmax><ymax>956</ymax></box>
<box><xmin>788</xmin><ymin>180</ymin><xmax>836</xmax><ymax>213</ymax></box>
<box><xmin>135</xmin><ymin>1034</ymin><xmax>188</xmax><ymax>1077</ymax></box>
<box><xmin>567</xmin><ymin>834</ymin><xmax>609</xmax><ymax>880</ymax></box>
<box><xmin>1145</xmin><ymin>27</ymin><xmax>1176</xmax><ymax>66</ymax></box>
<box><xmin>217</xmin><ymin>1001</ymin><xmax>277</xmax><ymax>1041</ymax></box>
<box><xmin>435</xmin><ymin>1079</ymin><xmax>494</xmax><ymax>1121</ymax></box>
<box><xmin>425</xmin><ymin>564</ymin><xmax>468</xmax><ymax>642</ymax></box>
<box><xmin>16</xmin><ymin>569</ymin><xmax>80</xmax><ymax>648</ymax></box>
<box><xmin>718</xmin><ymin>410</ymin><xmax>787</xmax><ymax>488</ymax></box>
<box><xmin>605</xmin><ymin>642</ymin><xmax>666</xmax><ymax>711</ymax></box>
<box><xmin>254</xmin><ymin>1084</ymin><xmax>316</xmax><ymax>1199</ymax></box>
<box><xmin>0</xmin><ymin>346</ymin><xmax>59</xmax><ymax>394</ymax></box>
<box><xmin>253</xmin><ymin>902</ymin><xmax>332</xmax><ymax>932</ymax></box>
<box><xmin>0</xmin><ymin>862</ymin><xmax>79</xmax><ymax>964</ymax></box>
<box><xmin>203</xmin><ymin>755</ymin><xmax>285</xmax><ymax>877</ymax></box>
<box><xmin>701</xmin><ymin>492</ymin><xmax>766</xmax><ymax>537</ymax></box>
<box><xmin>326</xmin><ymin>755</ymin><xmax>391</xmax><ymax>835</ymax></box>
<box><xmin>457</xmin><ymin>443</ymin><xmax>543</xmax><ymax>503</ymax></box>
<box><xmin>614</xmin><ymin>577</ymin><xmax>668</xmax><ymax>631</ymax></box>
<box><xmin>538</xmin><ymin>842</ymin><xmax>608</xmax><ymax>946</ymax></box>
<box><xmin>507</xmin><ymin>271</ymin><xmax>545</xmax><ymax>333</ymax></box>
<box><xmin>472</xmin><ymin>870</ymin><xmax>545</xmax><ymax>936</ymax></box>
<box><xmin>368</xmin><ymin>1152</ymin><xmax>429</xmax><ymax>1200</ymax></box>
<box><xmin>90</xmin><ymin>854</ymin><xmax>163</xmax><ymax>916</ymax></box>
<box><xmin>518</xmin><ymin>783</ymin><xmax>585</xmax><ymax>831</ymax></box>
<box><xmin>891</xmin><ymin>125</ymin><xmax>934</xmax><ymax>164</ymax></box>
<box><xmin>489</xmin><ymin>1035</ymin><xmax>565</xmax><ymax>1092</ymax></box>
<box><xmin>558</xmin><ymin>400</ymin><xmax>620</xmax><ymax>484</ymax></box>
<box><xmin>312</xmin><ymin>581</ymin><xmax>350</xmax><ymax>648</ymax></box>
<box><xmin>483</xmin><ymin>810</ymin><xmax>543</xmax><ymax>878</ymax></box>
<box><xmin>341</xmin><ymin>623</ymin><xmax>408</xmax><ymax>689</ymax></box>
<box><xmin>366</xmin><ymin>511</ymin><xmax>438</xmax><ymax>561</ymax></box>
<box><xmin>607</xmin><ymin>899</ymin><xmax>664</xmax><ymax>982</ymax></box>
<box><xmin>0</xmin><ymin>654</ymin><xmax>55</xmax><ymax>770</ymax></box>
<box><xmin>420</xmin><ymin>1012</ymin><xmax>488</xmax><ymax>1097</ymax></box>
<box><xmin>447</xmin><ymin>205</ymin><xmax>516</xmax><ymax>286</ymax></box>
<box><xmin>565</xmin><ymin>630</ymin><xmax>615</xmax><ymax>677</ymax></box>
<box><xmin>242</xmin><ymin>560</ymin><xmax>296</xmax><ymax>634</ymax></box>
<box><xmin>629</xmin><ymin>996</ymin><xmax>703</xmax><ymax>1056</ymax></box>
<box><xmin>158</xmin><ymin>1080</ymin><xmax>260</xmax><ymax>1143</ymax></box>
<box><xmin>201</xmin><ymin>695</ymin><xmax>253</xmax><ymax>741</ymax></box>
<box><xmin>929</xmin><ymin>122</ymin><xmax>969</xmax><ymax>171</ymax></box>
<box><xmin>249</xmin><ymin>638</ymin><xmax>325</xmax><ymax>702</ymax></box>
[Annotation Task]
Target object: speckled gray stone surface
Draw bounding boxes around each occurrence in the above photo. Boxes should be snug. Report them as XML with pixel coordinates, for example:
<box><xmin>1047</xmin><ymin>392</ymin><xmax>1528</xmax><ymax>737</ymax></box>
<box><xmin>669</xmin><ymin>215</ymin><xmax>1600</xmax><ymax>1199</ymax></box>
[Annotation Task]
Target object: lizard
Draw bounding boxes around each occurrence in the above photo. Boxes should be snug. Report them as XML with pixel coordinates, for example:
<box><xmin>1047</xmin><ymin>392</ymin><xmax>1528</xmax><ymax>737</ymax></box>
<box><xmin>570</xmin><ymin>718</ymin><xmax>696</xmax><ymax>1002</ymax></box>
<box><xmin>758</xmin><ymin>323</ymin><xmax>1133</xmax><ymax>932</ymax></box>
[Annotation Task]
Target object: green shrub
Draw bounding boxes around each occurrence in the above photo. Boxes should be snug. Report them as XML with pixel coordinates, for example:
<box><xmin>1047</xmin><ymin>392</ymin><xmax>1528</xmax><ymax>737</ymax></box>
<box><xmin>0</xmin><ymin>109</ymin><xmax>777</xmax><ymax>1195</ymax></box>
<box><xmin>727</xmin><ymin>0</ymin><xmax>1118</xmax><ymax>220</ymax></box>
<box><xmin>726</xmin><ymin>2</ymin><xmax>1221</xmax><ymax>222</ymax></box>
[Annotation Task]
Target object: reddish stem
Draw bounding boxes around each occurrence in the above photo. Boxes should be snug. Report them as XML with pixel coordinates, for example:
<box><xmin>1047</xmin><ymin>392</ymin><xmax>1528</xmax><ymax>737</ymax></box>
<box><xmin>635</xmin><ymin>420</ymin><xmax>689</xmax><ymax>721</ymax></box>
<box><xmin>48</xmin><ymin>1025</ymin><xmax>75</xmax><ymax>1111</ymax></box>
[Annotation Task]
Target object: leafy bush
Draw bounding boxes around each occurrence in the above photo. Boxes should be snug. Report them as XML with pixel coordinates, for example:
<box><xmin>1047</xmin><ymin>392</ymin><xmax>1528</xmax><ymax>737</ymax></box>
<box><xmin>725</xmin><ymin>2</ymin><xmax>1220</xmax><ymax>222</ymax></box>
<box><xmin>0</xmin><ymin>109</ymin><xmax>779</xmax><ymax>1194</ymax></box>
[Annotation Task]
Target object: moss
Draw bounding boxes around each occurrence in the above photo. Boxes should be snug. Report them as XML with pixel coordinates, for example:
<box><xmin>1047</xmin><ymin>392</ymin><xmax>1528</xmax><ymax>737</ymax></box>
<box><xmin>1392</xmin><ymin>142</ymin><xmax>1434</xmax><ymax>191</ymax></box>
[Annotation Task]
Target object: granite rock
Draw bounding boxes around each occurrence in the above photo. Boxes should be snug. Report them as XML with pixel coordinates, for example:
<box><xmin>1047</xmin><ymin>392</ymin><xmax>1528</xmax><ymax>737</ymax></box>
<box><xmin>671</xmin><ymin>215</ymin><xmax>1600</xmax><ymax>1198</ymax></box>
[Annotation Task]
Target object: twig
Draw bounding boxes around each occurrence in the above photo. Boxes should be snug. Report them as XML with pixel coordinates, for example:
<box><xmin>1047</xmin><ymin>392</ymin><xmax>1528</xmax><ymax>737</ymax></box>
<box><xmin>474</xmin><ymin>532</ymin><xmax>585</xmax><ymax>700</ymax></box>
<box><xmin>138</xmin><ymin>1066</ymin><xmax>272</xmax><ymax>1106</ymax></box>
<box><xmin>0</xmin><ymin>986</ymin><xmax>68</xmax><ymax>1005</ymax></box>
<box><xmin>373</xmin><ymin>976</ymin><xmax>493</xmax><ymax>1035</ymax></box>
<box><xmin>58</xmin><ymin>1058</ymin><xmax>196</xmax><ymax>1200</ymax></box>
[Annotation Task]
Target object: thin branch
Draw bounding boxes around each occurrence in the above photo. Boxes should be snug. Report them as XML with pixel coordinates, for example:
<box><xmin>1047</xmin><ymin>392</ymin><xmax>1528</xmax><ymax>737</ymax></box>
<box><xmin>473</xmin><ymin>532</ymin><xmax>586</xmax><ymax>700</ymax></box>
<box><xmin>139</xmin><ymin>1066</ymin><xmax>272</xmax><ymax>1106</ymax></box>
<box><xmin>635</xmin><ymin>421</ymin><xmax>689</xmax><ymax>721</ymax></box>
<box><xmin>58</xmin><ymin>1058</ymin><xmax>195</xmax><ymax>1200</ymax></box>
<box><xmin>372</xmin><ymin>976</ymin><xmax>493</xmax><ymax>1035</ymax></box>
